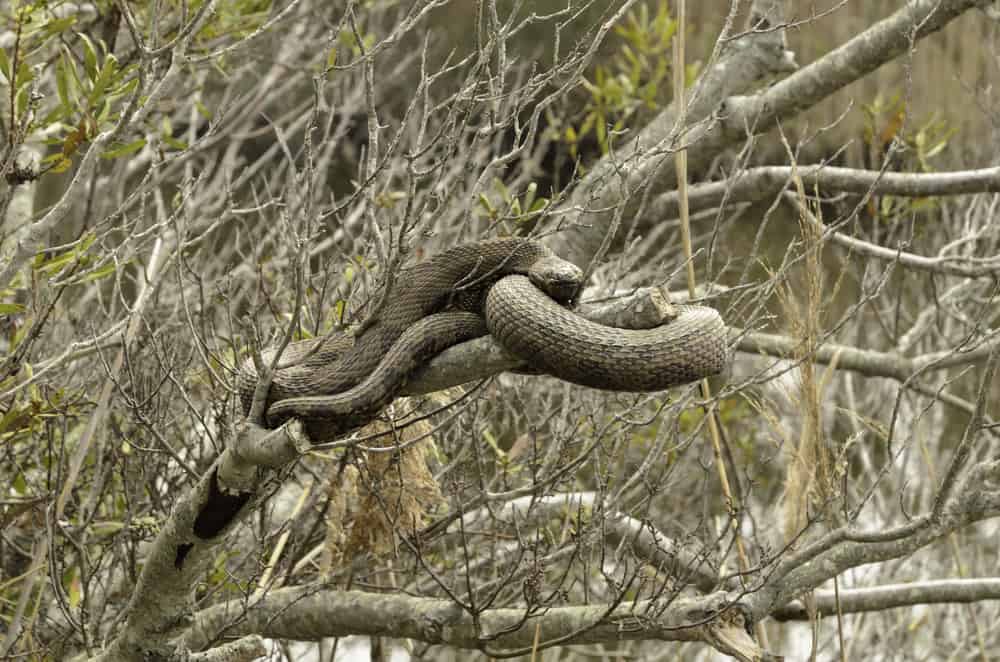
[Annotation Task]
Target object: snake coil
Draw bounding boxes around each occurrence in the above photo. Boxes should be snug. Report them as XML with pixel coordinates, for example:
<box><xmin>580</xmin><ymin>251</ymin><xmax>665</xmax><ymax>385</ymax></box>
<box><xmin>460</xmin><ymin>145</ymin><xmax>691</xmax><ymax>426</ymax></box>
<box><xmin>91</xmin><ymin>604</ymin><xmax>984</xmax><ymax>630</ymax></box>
<box><xmin>237</xmin><ymin>238</ymin><xmax>730</xmax><ymax>441</ymax></box>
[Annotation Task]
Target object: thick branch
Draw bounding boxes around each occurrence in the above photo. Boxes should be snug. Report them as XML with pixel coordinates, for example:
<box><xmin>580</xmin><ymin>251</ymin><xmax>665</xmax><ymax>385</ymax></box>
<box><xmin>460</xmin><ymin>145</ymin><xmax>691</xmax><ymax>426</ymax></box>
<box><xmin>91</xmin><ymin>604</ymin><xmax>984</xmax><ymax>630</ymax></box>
<box><xmin>182</xmin><ymin>587</ymin><xmax>758</xmax><ymax>657</ymax></box>
<box><xmin>187</xmin><ymin>636</ymin><xmax>266</xmax><ymax>662</ymax></box>
<box><xmin>734</xmin><ymin>329</ymin><xmax>1000</xmax><ymax>382</ymax></box>
<box><xmin>89</xmin><ymin>433</ymin><xmax>283</xmax><ymax>662</ymax></box>
<box><xmin>772</xmin><ymin>579</ymin><xmax>1000</xmax><ymax>621</ymax></box>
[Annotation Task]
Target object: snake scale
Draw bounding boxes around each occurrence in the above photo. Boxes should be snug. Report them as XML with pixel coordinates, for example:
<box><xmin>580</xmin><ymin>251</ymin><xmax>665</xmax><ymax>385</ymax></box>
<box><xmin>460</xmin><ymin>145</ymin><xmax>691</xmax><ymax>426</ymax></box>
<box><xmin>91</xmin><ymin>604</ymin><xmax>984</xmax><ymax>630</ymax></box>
<box><xmin>237</xmin><ymin>238</ymin><xmax>730</xmax><ymax>442</ymax></box>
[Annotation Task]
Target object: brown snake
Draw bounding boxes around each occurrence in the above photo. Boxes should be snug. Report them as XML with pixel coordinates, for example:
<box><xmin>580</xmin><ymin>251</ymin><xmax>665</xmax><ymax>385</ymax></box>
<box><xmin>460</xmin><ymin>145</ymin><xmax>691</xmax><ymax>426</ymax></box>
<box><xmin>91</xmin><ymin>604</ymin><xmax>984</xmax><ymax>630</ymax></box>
<box><xmin>237</xmin><ymin>238</ymin><xmax>730</xmax><ymax>441</ymax></box>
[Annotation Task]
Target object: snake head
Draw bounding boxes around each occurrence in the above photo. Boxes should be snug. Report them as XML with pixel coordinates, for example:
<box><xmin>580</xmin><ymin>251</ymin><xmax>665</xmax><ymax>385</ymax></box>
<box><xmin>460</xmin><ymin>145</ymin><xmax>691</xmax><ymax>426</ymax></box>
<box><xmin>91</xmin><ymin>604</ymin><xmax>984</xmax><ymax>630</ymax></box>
<box><xmin>528</xmin><ymin>255</ymin><xmax>584</xmax><ymax>304</ymax></box>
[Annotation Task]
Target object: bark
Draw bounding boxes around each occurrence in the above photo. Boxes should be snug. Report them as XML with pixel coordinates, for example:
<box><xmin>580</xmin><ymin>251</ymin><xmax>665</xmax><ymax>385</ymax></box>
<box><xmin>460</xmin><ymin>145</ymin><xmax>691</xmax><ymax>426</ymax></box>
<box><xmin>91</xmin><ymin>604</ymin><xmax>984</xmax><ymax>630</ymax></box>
<box><xmin>772</xmin><ymin>579</ymin><xmax>1000</xmax><ymax>621</ymax></box>
<box><xmin>182</xmin><ymin>588</ymin><xmax>748</xmax><ymax>655</ymax></box>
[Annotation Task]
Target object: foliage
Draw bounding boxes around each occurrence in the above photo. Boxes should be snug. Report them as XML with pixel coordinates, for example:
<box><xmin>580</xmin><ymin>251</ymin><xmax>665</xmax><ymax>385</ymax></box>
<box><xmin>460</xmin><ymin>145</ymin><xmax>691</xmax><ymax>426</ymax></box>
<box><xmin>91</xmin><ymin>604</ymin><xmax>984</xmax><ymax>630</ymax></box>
<box><xmin>861</xmin><ymin>92</ymin><xmax>957</xmax><ymax>222</ymax></box>
<box><xmin>478</xmin><ymin>178</ymin><xmax>550</xmax><ymax>225</ymax></box>
<box><xmin>1</xmin><ymin>1</ymin><xmax>998</xmax><ymax>661</ymax></box>
<box><xmin>0</xmin><ymin>1</ymin><xmax>273</xmax><ymax>178</ymax></box>
<box><xmin>566</xmin><ymin>0</ymin><xmax>698</xmax><ymax>158</ymax></box>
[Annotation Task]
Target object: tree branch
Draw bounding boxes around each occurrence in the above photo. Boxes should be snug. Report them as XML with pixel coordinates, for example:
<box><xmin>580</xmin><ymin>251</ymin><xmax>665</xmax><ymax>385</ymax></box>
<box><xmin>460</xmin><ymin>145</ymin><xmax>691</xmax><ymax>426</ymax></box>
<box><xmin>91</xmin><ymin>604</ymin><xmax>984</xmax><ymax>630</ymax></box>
<box><xmin>751</xmin><ymin>458</ymin><xmax>1000</xmax><ymax>615</ymax></box>
<box><xmin>546</xmin><ymin>0</ymin><xmax>793</xmax><ymax>265</ymax></box>
<box><xmin>182</xmin><ymin>587</ymin><xmax>764</xmax><ymax>658</ymax></box>
<box><xmin>787</xmin><ymin>191</ymin><xmax>1000</xmax><ymax>278</ymax></box>
<box><xmin>441</xmin><ymin>492</ymin><xmax>720</xmax><ymax>593</ymax></box>
<box><xmin>649</xmin><ymin>165</ymin><xmax>1000</xmax><ymax>221</ymax></box>
<box><xmin>772</xmin><ymin>579</ymin><xmax>1000</xmax><ymax>621</ymax></box>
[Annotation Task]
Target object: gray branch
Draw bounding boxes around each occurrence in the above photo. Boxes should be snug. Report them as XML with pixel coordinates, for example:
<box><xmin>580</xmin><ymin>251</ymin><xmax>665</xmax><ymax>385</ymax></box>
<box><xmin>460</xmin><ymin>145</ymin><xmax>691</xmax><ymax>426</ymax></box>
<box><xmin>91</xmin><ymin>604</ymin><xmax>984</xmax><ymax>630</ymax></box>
<box><xmin>182</xmin><ymin>588</ymin><xmax>765</xmax><ymax>659</ymax></box>
<box><xmin>772</xmin><ymin>579</ymin><xmax>1000</xmax><ymax>621</ymax></box>
<box><xmin>735</xmin><ymin>328</ymin><xmax>1000</xmax><ymax>382</ymax></box>
<box><xmin>650</xmin><ymin>165</ymin><xmax>1000</xmax><ymax>221</ymax></box>
<box><xmin>88</xmin><ymin>438</ymin><xmax>283</xmax><ymax>662</ymax></box>
<box><xmin>787</xmin><ymin>191</ymin><xmax>1000</xmax><ymax>278</ymax></box>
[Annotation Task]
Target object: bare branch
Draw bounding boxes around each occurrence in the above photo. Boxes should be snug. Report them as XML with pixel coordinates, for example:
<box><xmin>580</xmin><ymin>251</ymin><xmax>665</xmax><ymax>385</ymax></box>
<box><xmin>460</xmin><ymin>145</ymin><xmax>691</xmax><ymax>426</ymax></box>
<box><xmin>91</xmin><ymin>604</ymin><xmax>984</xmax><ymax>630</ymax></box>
<box><xmin>183</xmin><ymin>587</ymin><xmax>754</xmax><ymax>655</ymax></box>
<box><xmin>650</xmin><ymin>165</ymin><xmax>1000</xmax><ymax>221</ymax></box>
<box><xmin>773</xmin><ymin>579</ymin><xmax>1000</xmax><ymax>621</ymax></box>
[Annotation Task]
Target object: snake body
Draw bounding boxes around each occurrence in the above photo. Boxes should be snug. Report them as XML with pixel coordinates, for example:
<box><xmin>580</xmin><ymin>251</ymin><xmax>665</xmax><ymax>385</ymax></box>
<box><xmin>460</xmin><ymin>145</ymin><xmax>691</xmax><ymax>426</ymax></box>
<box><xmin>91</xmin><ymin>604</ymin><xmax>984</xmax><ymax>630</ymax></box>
<box><xmin>238</xmin><ymin>238</ymin><xmax>582</xmax><ymax>438</ymax></box>
<box><xmin>485</xmin><ymin>275</ymin><xmax>728</xmax><ymax>391</ymax></box>
<box><xmin>238</xmin><ymin>238</ymin><xmax>730</xmax><ymax>441</ymax></box>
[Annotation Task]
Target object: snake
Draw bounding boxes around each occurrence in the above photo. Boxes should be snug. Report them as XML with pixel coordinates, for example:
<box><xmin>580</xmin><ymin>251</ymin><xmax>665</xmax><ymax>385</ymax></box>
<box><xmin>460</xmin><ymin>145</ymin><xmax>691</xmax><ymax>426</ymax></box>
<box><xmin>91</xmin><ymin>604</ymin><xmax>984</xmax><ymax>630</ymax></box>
<box><xmin>237</xmin><ymin>238</ymin><xmax>730</xmax><ymax>442</ymax></box>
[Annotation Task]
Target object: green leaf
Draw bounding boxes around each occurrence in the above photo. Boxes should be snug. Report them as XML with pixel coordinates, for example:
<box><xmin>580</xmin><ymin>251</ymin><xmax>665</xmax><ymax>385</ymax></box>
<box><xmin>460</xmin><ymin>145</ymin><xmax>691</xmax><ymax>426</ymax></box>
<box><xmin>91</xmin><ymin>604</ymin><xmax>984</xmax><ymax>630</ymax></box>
<box><xmin>58</xmin><ymin>46</ymin><xmax>82</xmax><ymax>109</ymax></box>
<box><xmin>40</xmin><ymin>105</ymin><xmax>68</xmax><ymax>127</ymax></box>
<box><xmin>66</xmin><ymin>567</ymin><xmax>81</xmax><ymax>608</ymax></box>
<box><xmin>102</xmin><ymin>138</ymin><xmax>146</xmax><ymax>159</ymax></box>
<box><xmin>34</xmin><ymin>244</ymin><xmax>80</xmax><ymax>274</ymax></box>
<box><xmin>195</xmin><ymin>100</ymin><xmax>213</xmax><ymax>120</ymax></box>
<box><xmin>0</xmin><ymin>48</ymin><xmax>10</xmax><ymax>83</ymax></box>
<box><xmin>0</xmin><ymin>303</ymin><xmax>26</xmax><ymax>314</ymax></box>
<box><xmin>15</xmin><ymin>86</ymin><xmax>29</xmax><ymax>118</ymax></box>
<box><xmin>16</xmin><ymin>59</ymin><xmax>32</xmax><ymax>88</ymax></box>
<box><xmin>90</xmin><ymin>520</ymin><xmax>124</xmax><ymax>538</ymax></box>
<box><xmin>89</xmin><ymin>55</ymin><xmax>118</xmax><ymax>105</ymax></box>
<box><xmin>620</xmin><ymin>44</ymin><xmax>639</xmax><ymax>68</ymax></box>
<box><xmin>79</xmin><ymin>33</ymin><xmax>99</xmax><ymax>81</ymax></box>
<box><xmin>523</xmin><ymin>181</ymin><xmax>537</xmax><ymax>212</ymax></box>
<box><xmin>97</xmin><ymin>98</ymin><xmax>112</xmax><ymax>123</ymax></box>
<box><xmin>162</xmin><ymin>135</ymin><xmax>189</xmax><ymax>151</ymax></box>
<box><xmin>79</xmin><ymin>231</ymin><xmax>97</xmax><ymax>252</ymax></box>
<box><xmin>78</xmin><ymin>262</ymin><xmax>117</xmax><ymax>283</ymax></box>
<box><xmin>42</xmin><ymin>16</ymin><xmax>77</xmax><ymax>39</ymax></box>
<box><xmin>49</xmin><ymin>157</ymin><xmax>73</xmax><ymax>174</ymax></box>
<box><xmin>529</xmin><ymin>197</ymin><xmax>549</xmax><ymax>214</ymax></box>
<box><xmin>478</xmin><ymin>194</ymin><xmax>495</xmax><ymax>217</ymax></box>
<box><xmin>493</xmin><ymin>177</ymin><xmax>510</xmax><ymax>202</ymax></box>
<box><xmin>56</xmin><ymin>56</ymin><xmax>71</xmax><ymax>111</ymax></box>
<box><xmin>482</xmin><ymin>428</ymin><xmax>506</xmax><ymax>460</ymax></box>
<box><xmin>326</xmin><ymin>48</ymin><xmax>337</xmax><ymax>69</ymax></box>
<box><xmin>108</xmin><ymin>73</ymin><xmax>139</xmax><ymax>101</ymax></box>
<box><xmin>0</xmin><ymin>403</ymin><xmax>29</xmax><ymax>435</ymax></box>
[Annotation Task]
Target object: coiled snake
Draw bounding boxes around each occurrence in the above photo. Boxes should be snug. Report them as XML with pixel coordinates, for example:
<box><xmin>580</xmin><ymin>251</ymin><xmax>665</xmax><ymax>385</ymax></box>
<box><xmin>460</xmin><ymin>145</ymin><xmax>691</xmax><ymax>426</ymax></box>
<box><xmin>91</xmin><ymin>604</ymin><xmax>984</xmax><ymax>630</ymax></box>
<box><xmin>237</xmin><ymin>238</ymin><xmax>730</xmax><ymax>442</ymax></box>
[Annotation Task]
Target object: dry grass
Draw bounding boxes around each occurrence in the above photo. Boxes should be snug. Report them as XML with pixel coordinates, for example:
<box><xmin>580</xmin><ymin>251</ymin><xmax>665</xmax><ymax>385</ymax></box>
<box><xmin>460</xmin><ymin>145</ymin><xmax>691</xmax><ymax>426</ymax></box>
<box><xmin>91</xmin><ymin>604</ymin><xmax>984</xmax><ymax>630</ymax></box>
<box><xmin>320</xmin><ymin>406</ymin><xmax>446</xmax><ymax>572</ymax></box>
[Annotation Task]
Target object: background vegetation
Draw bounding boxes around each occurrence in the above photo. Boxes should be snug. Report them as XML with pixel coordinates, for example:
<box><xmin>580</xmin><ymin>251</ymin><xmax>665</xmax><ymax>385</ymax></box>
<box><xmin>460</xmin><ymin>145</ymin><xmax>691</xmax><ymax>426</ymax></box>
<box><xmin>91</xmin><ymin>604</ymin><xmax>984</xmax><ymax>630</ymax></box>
<box><xmin>2</xmin><ymin>1</ymin><xmax>999</xmax><ymax>660</ymax></box>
